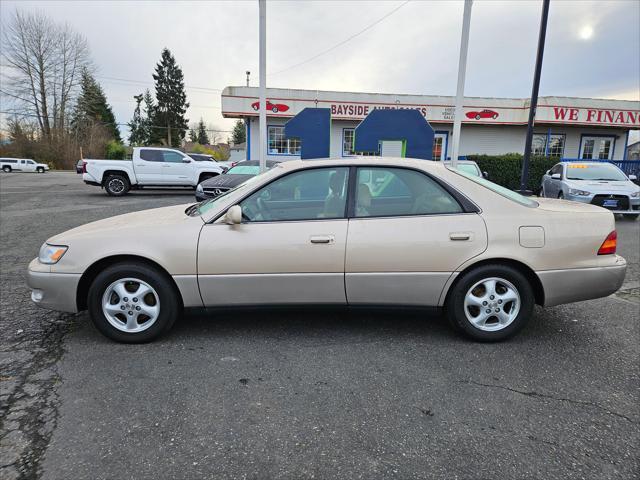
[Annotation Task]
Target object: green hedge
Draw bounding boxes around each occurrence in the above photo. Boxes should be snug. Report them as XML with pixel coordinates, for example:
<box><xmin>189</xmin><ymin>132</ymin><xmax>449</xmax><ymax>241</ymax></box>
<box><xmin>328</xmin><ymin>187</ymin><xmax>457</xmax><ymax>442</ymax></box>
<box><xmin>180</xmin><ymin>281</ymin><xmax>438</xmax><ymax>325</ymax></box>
<box><xmin>466</xmin><ymin>153</ymin><xmax>560</xmax><ymax>192</ymax></box>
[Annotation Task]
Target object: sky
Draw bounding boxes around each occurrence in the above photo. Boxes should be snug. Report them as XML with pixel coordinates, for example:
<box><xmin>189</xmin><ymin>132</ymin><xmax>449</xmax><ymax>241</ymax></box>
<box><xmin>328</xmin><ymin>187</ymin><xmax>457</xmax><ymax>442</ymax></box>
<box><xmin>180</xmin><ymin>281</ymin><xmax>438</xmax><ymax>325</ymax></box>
<box><xmin>1</xmin><ymin>0</ymin><xmax>639</xmax><ymax>143</ymax></box>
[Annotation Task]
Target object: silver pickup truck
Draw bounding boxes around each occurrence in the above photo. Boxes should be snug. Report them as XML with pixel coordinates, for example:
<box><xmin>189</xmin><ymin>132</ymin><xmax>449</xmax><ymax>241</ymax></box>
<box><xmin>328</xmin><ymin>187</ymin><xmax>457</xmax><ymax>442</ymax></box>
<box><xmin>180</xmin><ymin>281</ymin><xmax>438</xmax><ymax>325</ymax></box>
<box><xmin>82</xmin><ymin>147</ymin><xmax>224</xmax><ymax>196</ymax></box>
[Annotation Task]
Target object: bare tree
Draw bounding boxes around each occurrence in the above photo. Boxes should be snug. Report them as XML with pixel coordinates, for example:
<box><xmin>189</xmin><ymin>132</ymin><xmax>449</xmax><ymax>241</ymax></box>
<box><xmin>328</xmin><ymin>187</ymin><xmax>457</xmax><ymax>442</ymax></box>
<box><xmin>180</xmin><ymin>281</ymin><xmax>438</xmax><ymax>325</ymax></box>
<box><xmin>1</xmin><ymin>9</ymin><xmax>90</xmax><ymax>139</ymax></box>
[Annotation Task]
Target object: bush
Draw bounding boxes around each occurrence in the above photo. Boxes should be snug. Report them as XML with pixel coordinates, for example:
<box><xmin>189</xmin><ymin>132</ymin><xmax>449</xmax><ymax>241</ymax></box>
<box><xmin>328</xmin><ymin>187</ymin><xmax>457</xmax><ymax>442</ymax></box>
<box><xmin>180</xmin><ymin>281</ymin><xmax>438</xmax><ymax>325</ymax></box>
<box><xmin>105</xmin><ymin>140</ymin><xmax>126</xmax><ymax>160</ymax></box>
<box><xmin>466</xmin><ymin>153</ymin><xmax>559</xmax><ymax>192</ymax></box>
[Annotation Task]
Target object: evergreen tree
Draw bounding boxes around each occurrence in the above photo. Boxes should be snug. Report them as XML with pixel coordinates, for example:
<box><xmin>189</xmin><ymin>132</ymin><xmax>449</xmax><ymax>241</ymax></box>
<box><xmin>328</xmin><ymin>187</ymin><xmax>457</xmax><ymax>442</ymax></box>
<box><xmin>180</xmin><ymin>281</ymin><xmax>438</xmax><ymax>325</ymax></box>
<box><xmin>151</xmin><ymin>48</ymin><xmax>189</xmax><ymax>147</ymax></box>
<box><xmin>196</xmin><ymin>118</ymin><xmax>209</xmax><ymax>145</ymax></box>
<box><xmin>142</xmin><ymin>89</ymin><xmax>156</xmax><ymax>145</ymax></box>
<box><xmin>231</xmin><ymin>119</ymin><xmax>246</xmax><ymax>145</ymax></box>
<box><xmin>72</xmin><ymin>68</ymin><xmax>121</xmax><ymax>142</ymax></box>
<box><xmin>189</xmin><ymin>128</ymin><xmax>198</xmax><ymax>143</ymax></box>
<box><xmin>128</xmin><ymin>93</ymin><xmax>145</xmax><ymax>145</ymax></box>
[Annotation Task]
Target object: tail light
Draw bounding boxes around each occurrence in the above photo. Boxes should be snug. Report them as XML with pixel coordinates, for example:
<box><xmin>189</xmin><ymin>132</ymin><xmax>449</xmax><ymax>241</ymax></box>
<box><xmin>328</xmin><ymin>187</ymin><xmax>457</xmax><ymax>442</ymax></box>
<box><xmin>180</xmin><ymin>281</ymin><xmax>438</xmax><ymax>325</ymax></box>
<box><xmin>597</xmin><ymin>231</ymin><xmax>617</xmax><ymax>255</ymax></box>
<box><xmin>82</xmin><ymin>161</ymin><xmax>87</xmax><ymax>174</ymax></box>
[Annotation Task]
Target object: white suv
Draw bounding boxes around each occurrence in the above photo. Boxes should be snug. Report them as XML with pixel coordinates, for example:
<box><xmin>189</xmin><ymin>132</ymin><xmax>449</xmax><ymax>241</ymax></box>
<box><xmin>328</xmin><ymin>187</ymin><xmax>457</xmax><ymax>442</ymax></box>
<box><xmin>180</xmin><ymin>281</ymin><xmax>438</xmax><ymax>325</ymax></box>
<box><xmin>1</xmin><ymin>158</ymin><xmax>50</xmax><ymax>173</ymax></box>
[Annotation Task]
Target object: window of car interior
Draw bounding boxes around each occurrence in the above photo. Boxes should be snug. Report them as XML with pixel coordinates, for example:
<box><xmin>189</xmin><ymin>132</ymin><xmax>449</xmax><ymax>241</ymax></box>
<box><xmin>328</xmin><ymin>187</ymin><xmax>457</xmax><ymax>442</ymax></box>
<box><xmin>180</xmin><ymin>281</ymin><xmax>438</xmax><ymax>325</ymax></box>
<box><xmin>551</xmin><ymin>164</ymin><xmax>563</xmax><ymax>177</ymax></box>
<box><xmin>140</xmin><ymin>149</ymin><xmax>163</xmax><ymax>162</ymax></box>
<box><xmin>239</xmin><ymin>167</ymin><xmax>350</xmax><ymax>222</ymax></box>
<box><xmin>354</xmin><ymin>167</ymin><xmax>463</xmax><ymax>218</ymax></box>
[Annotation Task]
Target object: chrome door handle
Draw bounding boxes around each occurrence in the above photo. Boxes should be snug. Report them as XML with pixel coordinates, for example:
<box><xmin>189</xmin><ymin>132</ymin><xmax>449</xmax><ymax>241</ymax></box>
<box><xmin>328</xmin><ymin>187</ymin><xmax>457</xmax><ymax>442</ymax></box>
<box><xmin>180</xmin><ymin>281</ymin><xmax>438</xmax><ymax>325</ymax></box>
<box><xmin>450</xmin><ymin>232</ymin><xmax>471</xmax><ymax>241</ymax></box>
<box><xmin>310</xmin><ymin>235</ymin><xmax>334</xmax><ymax>244</ymax></box>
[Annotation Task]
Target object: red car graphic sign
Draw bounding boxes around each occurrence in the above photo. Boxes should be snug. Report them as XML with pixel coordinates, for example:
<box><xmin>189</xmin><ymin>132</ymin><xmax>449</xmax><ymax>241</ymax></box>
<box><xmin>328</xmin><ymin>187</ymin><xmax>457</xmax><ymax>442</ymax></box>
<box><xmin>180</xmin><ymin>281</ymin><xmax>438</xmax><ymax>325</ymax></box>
<box><xmin>466</xmin><ymin>109</ymin><xmax>499</xmax><ymax>120</ymax></box>
<box><xmin>251</xmin><ymin>100</ymin><xmax>290</xmax><ymax>113</ymax></box>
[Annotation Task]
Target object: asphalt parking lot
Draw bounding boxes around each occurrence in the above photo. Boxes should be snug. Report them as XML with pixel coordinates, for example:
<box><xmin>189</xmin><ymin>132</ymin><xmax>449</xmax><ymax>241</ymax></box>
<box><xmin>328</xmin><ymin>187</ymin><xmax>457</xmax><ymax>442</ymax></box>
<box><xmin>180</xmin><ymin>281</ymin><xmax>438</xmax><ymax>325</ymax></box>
<box><xmin>1</xmin><ymin>171</ymin><xmax>638</xmax><ymax>480</ymax></box>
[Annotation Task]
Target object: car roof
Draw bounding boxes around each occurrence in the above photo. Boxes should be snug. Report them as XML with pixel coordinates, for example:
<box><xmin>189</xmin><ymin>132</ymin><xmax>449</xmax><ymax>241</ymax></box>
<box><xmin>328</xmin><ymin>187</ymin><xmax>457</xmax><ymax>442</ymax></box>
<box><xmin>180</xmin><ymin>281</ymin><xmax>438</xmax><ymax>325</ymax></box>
<box><xmin>274</xmin><ymin>157</ymin><xmax>447</xmax><ymax>173</ymax></box>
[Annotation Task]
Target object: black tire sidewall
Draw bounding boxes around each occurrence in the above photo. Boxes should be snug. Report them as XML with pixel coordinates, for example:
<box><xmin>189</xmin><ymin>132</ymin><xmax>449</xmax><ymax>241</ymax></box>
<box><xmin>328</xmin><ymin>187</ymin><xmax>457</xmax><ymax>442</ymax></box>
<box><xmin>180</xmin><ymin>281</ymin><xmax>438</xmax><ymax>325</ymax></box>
<box><xmin>3</xmin><ymin>167</ymin><xmax>11</xmax><ymax>172</ymax></box>
<box><xmin>87</xmin><ymin>263</ymin><xmax>180</xmax><ymax>343</ymax></box>
<box><xmin>446</xmin><ymin>264</ymin><xmax>534</xmax><ymax>342</ymax></box>
<box><xmin>105</xmin><ymin>174</ymin><xmax>130</xmax><ymax>196</ymax></box>
<box><xmin>37</xmin><ymin>167</ymin><xmax>44</xmax><ymax>173</ymax></box>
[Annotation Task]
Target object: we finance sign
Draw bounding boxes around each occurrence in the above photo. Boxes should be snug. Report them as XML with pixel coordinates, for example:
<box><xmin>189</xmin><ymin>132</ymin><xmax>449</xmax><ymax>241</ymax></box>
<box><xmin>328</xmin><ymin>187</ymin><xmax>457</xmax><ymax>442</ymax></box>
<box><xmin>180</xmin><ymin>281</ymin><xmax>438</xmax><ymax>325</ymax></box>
<box><xmin>539</xmin><ymin>105</ymin><xmax>640</xmax><ymax>127</ymax></box>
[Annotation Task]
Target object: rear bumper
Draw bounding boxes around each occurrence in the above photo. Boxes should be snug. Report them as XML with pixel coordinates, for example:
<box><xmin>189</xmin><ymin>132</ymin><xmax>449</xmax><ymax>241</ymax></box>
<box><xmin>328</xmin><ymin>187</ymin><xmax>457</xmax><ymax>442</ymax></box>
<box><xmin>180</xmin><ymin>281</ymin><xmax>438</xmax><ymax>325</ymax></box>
<box><xmin>538</xmin><ymin>257</ymin><xmax>627</xmax><ymax>307</ymax></box>
<box><xmin>27</xmin><ymin>258</ymin><xmax>80</xmax><ymax>313</ymax></box>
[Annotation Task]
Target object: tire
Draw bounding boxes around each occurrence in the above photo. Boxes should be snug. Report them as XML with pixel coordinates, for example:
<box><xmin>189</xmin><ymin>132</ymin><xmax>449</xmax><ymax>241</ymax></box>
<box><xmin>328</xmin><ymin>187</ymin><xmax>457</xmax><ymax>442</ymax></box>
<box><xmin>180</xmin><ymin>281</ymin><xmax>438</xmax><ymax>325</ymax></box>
<box><xmin>104</xmin><ymin>174</ymin><xmax>130</xmax><ymax>196</ymax></box>
<box><xmin>37</xmin><ymin>167</ymin><xmax>44</xmax><ymax>173</ymax></box>
<box><xmin>492</xmin><ymin>114</ymin><xmax>498</xmax><ymax>119</ymax></box>
<box><xmin>87</xmin><ymin>262</ymin><xmax>181</xmax><ymax>343</ymax></box>
<box><xmin>623</xmin><ymin>214</ymin><xmax>639</xmax><ymax>220</ymax></box>
<box><xmin>558</xmin><ymin>191</ymin><xmax>564</xmax><ymax>199</ymax></box>
<box><xmin>272</xmin><ymin>106</ymin><xmax>278</xmax><ymax>113</ymax></box>
<box><xmin>2</xmin><ymin>166</ymin><xmax>11</xmax><ymax>173</ymax></box>
<box><xmin>446</xmin><ymin>264</ymin><xmax>535</xmax><ymax>342</ymax></box>
<box><xmin>475</xmin><ymin>114</ymin><xmax>481</xmax><ymax>120</ymax></box>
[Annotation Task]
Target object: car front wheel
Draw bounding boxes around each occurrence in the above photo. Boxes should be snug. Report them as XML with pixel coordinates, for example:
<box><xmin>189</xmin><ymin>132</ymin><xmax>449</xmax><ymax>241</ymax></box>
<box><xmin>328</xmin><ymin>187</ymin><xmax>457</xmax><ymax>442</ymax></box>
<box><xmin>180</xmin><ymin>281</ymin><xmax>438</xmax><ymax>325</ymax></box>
<box><xmin>37</xmin><ymin>167</ymin><xmax>45</xmax><ymax>173</ymax></box>
<box><xmin>88</xmin><ymin>262</ymin><xmax>181</xmax><ymax>343</ymax></box>
<box><xmin>446</xmin><ymin>264</ymin><xmax>534</xmax><ymax>341</ymax></box>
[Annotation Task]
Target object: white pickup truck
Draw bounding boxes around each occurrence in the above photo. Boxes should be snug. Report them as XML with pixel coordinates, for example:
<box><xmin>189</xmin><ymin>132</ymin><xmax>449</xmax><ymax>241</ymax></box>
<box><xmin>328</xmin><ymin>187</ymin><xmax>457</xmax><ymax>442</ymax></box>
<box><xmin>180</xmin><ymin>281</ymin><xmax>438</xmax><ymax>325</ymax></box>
<box><xmin>82</xmin><ymin>147</ymin><xmax>224</xmax><ymax>196</ymax></box>
<box><xmin>1</xmin><ymin>158</ymin><xmax>50</xmax><ymax>173</ymax></box>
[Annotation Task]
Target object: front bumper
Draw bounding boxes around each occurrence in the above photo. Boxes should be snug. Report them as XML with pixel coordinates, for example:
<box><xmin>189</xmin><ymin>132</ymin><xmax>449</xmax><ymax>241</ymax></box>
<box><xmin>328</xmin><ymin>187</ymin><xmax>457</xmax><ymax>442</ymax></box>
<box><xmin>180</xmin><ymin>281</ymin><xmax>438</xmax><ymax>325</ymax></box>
<box><xmin>538</xmin><ymin>256</ymin><xmax>627</xmax><ymax>307</ymax></box>
<box><xmin>195</xmin><ymin>192</ymin><xmax>211</xmax><ymax>202</ymax></box>
<box><xmin>27</xmin><ymin>258</ymin><xmax>81</xmax><ymax>313</ymax></box>
<box><xmin>565</xmin><ymin>192</ymin><xmax>640</xmax><ymax>214</ymax></box>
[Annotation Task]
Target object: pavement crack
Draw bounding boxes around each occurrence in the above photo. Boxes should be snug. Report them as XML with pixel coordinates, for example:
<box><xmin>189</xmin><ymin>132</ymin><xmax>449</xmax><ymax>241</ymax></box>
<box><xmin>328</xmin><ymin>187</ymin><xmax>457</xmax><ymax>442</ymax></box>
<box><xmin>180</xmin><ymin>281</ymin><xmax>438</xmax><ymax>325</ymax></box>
<box><xmin>461</xmin><ymin>380</ymin><xmax>638</xmax><ymax>424</ymax></box>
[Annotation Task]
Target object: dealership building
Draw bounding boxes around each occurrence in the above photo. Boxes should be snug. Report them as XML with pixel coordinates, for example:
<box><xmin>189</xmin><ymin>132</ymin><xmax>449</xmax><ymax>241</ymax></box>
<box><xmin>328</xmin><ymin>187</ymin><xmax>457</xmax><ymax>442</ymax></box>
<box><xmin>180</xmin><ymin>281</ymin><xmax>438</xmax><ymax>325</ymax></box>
<box><xmin>221</xmin><ymin>86</ymin><xmax>639</xmax><ymax>162</ymax></box>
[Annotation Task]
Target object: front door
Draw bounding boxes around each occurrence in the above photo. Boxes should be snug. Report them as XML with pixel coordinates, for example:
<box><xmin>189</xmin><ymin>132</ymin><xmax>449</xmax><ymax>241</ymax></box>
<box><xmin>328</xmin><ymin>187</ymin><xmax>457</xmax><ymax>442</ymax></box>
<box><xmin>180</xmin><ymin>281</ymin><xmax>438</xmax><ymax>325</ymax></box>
<box><xmin>581</xmin><ymin>136</ymin><xmax>614</xmax><ymax>160</ymax></box>
<box><xmin>161</xmin><ymin>150</ymin><xmax>192</xmax><ymax>185</ymax></box>
<box><xmin>197</xmin><ymin>167</ymin><xmax>350</xmax><ymax>305</ymax></box>
<box><xmin>345</xmin><ymin>166</ymin><xmax>487</xmax><ymax>306</ymax></box>
<box><xmin>136</xmin><ymin>149</ymin><xmax>166</xmax><ymax>183</ymax></box>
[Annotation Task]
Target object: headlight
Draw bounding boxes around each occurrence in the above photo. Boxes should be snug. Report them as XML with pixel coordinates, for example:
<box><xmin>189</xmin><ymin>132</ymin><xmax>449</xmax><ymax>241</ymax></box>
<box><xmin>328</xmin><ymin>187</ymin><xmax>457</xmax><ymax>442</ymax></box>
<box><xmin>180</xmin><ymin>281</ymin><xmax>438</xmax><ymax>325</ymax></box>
<box><xmin>196</xmin><ymin>184</ymin><xmax>203</xmax><ymax>193</ymax></box>
<box><xmin>631</xmin><ymin>191</ymin><xmax>640</xmax><ymax>198</ymax></box>
<box><xmin>39</xmin><ymin>243</ymin><xmax>68</xmax><ymax>264</ymax></box>
<box><xmin>568</xmin><ymin>188</ymin><xmax>591</xmax><ymax>196</ymax></box>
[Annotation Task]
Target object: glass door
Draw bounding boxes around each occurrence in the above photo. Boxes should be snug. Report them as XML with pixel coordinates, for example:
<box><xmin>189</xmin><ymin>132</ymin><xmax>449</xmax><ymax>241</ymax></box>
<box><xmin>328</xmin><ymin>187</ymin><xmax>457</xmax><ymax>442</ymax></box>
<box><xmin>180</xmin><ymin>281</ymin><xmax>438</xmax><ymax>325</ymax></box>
<box><xmin>581</xmin><ymin>136</ymin><xmax>614</xmax><ymax>160</ymax></box>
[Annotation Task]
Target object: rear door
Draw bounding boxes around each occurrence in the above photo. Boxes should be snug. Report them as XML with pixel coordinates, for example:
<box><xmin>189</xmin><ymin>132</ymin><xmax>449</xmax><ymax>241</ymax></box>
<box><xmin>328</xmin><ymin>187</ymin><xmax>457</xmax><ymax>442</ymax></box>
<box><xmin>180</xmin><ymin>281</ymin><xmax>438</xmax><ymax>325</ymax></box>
<box><xmin>345</xmin><ymin>166</ymin><xmax>487</xmax><ymax>306</ymax></box>
<box><xmin>136</xmin><ymin>149</ymin><xmax>165</xmax><ymax>183</ymax></box>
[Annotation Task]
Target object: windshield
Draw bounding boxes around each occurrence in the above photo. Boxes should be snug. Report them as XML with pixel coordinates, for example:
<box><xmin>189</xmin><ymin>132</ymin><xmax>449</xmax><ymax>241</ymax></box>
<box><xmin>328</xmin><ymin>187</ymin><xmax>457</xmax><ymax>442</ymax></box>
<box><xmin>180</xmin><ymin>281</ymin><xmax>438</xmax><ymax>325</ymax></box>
<box><xmin>449</xmin><ymin>168</ymin><xmax>538</xmax><ymax>208</ymax></box>
<box><xmin>227</xmin><ymin>165</ymin><xmax>260</xmax><ymax>175</ymax></box>
<box><xmin>565</xmin><ymin>163</ymin><xmax>627</xmax><ymax>181</ymax></box>
<box><xmin>196</xmin><ymin>168</ymin><xmax>278</xmax><ymax>216</ymax></box>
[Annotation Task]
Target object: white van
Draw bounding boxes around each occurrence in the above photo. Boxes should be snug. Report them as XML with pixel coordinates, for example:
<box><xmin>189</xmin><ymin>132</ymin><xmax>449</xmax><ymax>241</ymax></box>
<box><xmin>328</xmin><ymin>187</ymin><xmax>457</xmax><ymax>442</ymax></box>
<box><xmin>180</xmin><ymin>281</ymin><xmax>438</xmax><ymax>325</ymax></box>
<box><xmin>1</xmin><ymin>158</ymin><xmax>50</xmax><ymax>173</ymax></box>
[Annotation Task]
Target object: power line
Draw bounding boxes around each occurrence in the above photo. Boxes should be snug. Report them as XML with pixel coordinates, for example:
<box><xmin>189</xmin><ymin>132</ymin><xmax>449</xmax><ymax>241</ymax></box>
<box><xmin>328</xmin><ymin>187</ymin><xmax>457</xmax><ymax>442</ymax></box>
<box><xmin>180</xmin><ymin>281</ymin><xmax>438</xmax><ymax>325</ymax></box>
<box><xmin>95</xmin><ymin>75</ymin><xmax>223</xmax><ymax>93</ymax></box>
<box><xmin>268</xmin><ymin>0</ymin><xmax>411</xmax><ymax>76</ymax></box>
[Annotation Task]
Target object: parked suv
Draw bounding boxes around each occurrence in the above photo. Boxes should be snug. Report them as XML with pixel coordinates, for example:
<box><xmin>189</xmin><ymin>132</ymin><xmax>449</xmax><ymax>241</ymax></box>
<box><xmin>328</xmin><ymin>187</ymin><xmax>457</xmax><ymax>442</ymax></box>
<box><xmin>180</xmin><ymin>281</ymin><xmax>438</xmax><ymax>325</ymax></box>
<box><xmin>1</xmin><ymin>158</ymin><xmax>49</xmax><ymax>173</ymax></box>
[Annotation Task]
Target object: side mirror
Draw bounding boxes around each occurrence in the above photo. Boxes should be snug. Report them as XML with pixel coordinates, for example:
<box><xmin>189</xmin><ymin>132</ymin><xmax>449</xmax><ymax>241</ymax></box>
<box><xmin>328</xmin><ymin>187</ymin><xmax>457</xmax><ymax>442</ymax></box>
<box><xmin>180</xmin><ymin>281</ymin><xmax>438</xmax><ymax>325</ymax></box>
<box><xmin>551</xmin><ymin>173</ymin><xmax>561</xmax><ymax>180</ymax></box>
<box><xmin>182</xmin><ymin>158</ymin><xmax>191</xmax><ymax>163</ymax></box>
<box><xmin>629</xmin><ymin>174</ymin><xmax>637</xmax><ymax>181</ymax></box>
<box><xmin>482</xmin><ymin>171</ymin><xmax>489</xmax><ymax>179</ymax></box>
<box><xmin>224</xmin><ymin>205</ymin><xmax>242</xmax><ymax>225</ymax></box>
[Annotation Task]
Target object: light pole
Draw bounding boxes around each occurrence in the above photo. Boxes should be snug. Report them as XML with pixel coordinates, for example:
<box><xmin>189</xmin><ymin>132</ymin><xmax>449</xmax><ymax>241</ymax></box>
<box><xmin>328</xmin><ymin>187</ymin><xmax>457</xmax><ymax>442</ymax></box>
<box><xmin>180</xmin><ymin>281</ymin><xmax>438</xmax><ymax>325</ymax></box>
<box><xmin>258</xmin><ymin>0</ymin><xmax>267</xmax><ymax>173</ymax></box>
<box><xmin>520</xmin><ymin>0</ymin><xmax>550</xmax><ymax>194</ymax></box>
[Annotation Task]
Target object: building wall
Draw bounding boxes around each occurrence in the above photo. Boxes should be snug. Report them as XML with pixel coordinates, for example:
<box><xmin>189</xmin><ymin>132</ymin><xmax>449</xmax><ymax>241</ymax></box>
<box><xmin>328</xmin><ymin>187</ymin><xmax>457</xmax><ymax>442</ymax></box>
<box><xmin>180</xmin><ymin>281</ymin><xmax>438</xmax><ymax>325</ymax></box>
<box><xmin>246</xmin><ymin>115</ymin><xmax>633</xmax><ymax>161</ymax></box>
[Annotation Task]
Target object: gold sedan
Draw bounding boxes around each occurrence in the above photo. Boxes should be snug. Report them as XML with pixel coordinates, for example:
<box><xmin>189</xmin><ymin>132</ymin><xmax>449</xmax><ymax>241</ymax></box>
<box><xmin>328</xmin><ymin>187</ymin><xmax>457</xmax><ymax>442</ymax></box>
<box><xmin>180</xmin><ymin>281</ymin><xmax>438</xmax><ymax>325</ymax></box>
<box><xmin>28</xmin><ymin>158</ymin><xmax>626</xmax><ymax>342</ymax></box>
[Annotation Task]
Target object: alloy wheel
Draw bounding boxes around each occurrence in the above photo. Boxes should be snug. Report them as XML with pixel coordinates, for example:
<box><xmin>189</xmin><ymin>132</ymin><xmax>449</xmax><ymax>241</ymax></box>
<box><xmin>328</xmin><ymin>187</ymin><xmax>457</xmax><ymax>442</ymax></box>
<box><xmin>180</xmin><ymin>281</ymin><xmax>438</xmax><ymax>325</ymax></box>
<box><xmin>101</xmin><ymin>278</ymin><xmax>160</xmax><ymax>333</ymax></box>
<box><xmin>463</xmin><ymin>277</ymin><xmax>520</xmax><ymax>331</ymax></box>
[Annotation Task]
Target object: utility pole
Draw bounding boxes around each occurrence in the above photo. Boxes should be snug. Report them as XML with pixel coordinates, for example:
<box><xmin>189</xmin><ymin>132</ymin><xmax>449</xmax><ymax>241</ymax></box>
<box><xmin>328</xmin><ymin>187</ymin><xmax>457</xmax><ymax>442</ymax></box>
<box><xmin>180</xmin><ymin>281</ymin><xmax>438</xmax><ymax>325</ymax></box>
<box><xmin>520</xmin><ymin>0</ymin><xmax>550</xmax><ymax>194</ymax></box>
<box><xmin>258</xmin><ymin>0</ymin><xmax>267</xmax><ymax>173</ymax></box>
<box><xmin>450</xmin><ymin>0</ymin><xmax>473</xmax><ymax>169</ymax></box>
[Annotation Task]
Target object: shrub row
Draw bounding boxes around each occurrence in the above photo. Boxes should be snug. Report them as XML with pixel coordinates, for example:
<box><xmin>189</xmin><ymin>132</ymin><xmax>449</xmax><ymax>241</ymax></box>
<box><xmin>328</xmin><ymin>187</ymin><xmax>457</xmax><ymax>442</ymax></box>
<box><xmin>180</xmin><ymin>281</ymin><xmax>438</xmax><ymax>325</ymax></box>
<box><xmin>466</xmin><ymin>153</ymin><xmax>560</xmax><ymax>192</ymax></box>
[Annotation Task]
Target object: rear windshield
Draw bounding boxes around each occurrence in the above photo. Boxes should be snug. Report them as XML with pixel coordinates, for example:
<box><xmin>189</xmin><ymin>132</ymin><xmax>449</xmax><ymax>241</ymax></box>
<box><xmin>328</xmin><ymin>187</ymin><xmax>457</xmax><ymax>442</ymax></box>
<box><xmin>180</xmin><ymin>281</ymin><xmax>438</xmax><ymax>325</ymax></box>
<box><xmin>565</xmin><ymin>163</ymin><xmax>627</xmax><ymax>181</ymax></box>
<box><xmin>449</xmin><ymin>168</ymin><xmax>538</xmax><ymax>208</ymax></box>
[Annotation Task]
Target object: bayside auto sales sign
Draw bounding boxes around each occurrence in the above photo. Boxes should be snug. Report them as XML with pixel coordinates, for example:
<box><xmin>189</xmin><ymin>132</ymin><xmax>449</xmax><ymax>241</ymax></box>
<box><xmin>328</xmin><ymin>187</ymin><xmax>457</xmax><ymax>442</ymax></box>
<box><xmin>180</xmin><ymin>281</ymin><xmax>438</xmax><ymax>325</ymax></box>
<box><xmin>221</xmin><ymin>87</ymin><xmax>640</xmax><ymax>127</ymax></box>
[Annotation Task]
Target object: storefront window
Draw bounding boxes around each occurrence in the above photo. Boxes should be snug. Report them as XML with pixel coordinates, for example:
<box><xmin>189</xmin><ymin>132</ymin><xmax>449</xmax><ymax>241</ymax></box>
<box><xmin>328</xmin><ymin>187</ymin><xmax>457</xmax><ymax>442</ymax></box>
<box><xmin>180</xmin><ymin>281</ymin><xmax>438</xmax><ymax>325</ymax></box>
<box><xmin>531</xmin><ymin>133</ymin><xmax>565</xmax><ymax>157</ymax></box>
<box><xmin>268</xmin><ymin>126</ymin><xmax>301</xmax><ymax>155</ymax></box>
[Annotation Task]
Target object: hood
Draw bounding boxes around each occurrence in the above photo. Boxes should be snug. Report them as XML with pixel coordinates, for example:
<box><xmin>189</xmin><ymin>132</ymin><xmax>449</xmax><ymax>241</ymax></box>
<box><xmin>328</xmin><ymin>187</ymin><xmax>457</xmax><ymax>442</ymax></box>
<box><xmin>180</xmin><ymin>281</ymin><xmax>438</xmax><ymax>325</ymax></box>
<box><xmin>535</xmin><ymin>197</ymin><xmax>612</xmax><ymax>214</ymax></box>
<box><xmin>566</xmin><ymin>179</ymin><xmax>639</xmax><ymax>194</ymax></box>
<box><xmin>201</xmin><ymin>174</ymin><xmax>254</xmax><ymax>188</ymax></box>
<box><xmin>48</xmin><ymin>204</ymin><xmax>202</xmax><ymax>243</ymax></box>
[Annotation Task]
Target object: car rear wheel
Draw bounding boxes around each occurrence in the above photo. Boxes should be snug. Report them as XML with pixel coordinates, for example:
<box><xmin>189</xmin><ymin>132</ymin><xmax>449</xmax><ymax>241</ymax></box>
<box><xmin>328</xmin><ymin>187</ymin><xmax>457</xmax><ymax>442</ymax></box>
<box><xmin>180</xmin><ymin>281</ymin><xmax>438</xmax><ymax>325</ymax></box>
<box><xmin>88</xmin><ymin>262</ymin><xmax>180</xmax><ymax>343</ymax></box>
<box><xmin>104</xmin><ymin>174</ymin><xmax>130</xmax><ymax>196</ymax></box>
<box><xmin>446</xmin><ymin>264</ymin><xmax>534</xmax><ymax>341</ymax></box>
<box><xmin>2</xmin><ymin>166</ymin><xmax>11</xmax><ymax>173</ymax></box>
